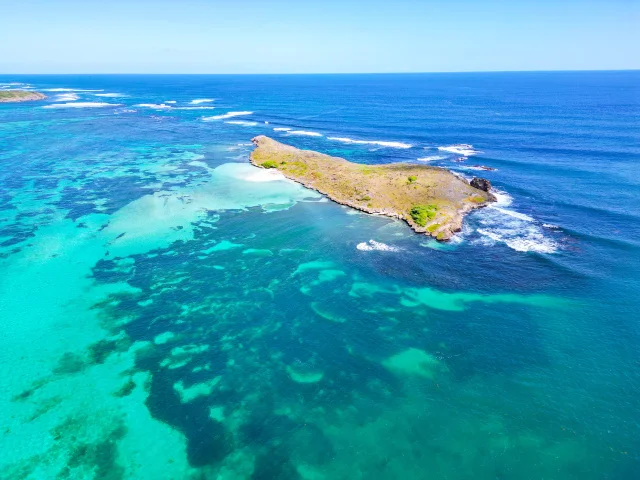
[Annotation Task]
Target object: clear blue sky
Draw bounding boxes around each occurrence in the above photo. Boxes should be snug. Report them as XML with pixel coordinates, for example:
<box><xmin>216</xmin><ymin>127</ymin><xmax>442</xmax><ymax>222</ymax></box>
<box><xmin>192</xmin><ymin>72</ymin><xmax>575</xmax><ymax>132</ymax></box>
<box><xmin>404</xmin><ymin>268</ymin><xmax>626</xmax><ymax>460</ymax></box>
<box><xmin>1</xmin><ymin>0</ymin><xmax>638</xmax><ymax>73</ymax></box>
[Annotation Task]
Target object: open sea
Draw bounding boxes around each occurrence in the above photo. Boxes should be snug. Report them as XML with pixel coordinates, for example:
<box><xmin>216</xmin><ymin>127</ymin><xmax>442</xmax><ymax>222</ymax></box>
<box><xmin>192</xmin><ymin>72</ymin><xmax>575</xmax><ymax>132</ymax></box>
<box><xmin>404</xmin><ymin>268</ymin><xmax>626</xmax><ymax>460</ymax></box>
<box><xmin>0</xmin><ymin>72</ymin><xmax>638</xmax><ymax>479</ymax></box>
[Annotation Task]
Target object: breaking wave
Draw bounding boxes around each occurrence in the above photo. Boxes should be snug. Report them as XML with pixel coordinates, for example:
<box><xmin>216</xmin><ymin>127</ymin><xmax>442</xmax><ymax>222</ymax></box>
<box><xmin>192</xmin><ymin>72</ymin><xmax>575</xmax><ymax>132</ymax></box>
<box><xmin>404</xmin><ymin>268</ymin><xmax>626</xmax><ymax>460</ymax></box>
<box><xmin>190</xmin><ymin>99</ymin><xmax>214</xmax><ymax>104</ymax></box>
<box><xmin>134</xmin><ymin>103</ymin><xmax>173</xmax><ymax>110</ymax></box>
<box><xmin>202</xmin><ymin>111</ymin><xmax>254</xmax><ymax>121</ymax></box>
<box><xmin>287</xmin><ymin>130</ymin><xmax>323</xmax><ymax>137</ymax></box>
<box><xmin>225</xmin><ymin>120</ymin><xmax>258</xmax><ymax>127</ymax></box>
<box><xmin>174</xmin><ymin>106</ymin><xmax>216</xmax><ymax>110</ymax></box>
<box><xmin>55</xmin><ymin>93</ymin><xmax>79</xmax><ymax>102</ymax></box>
<box><xmin>417</xmin><ymin>155</ymin><xmax>447</xmax><ymax>162</ymax></box>
<box><xmin>356</xmin><ymin>240</ymin><xmax>400</xmax><ymax>252</ymax></box>
<box><xmin>328</xmin><ymin>137</ymin><xmax>412</xmax><ymax>149</ymax></box>
<box><xmin>437</xmin><ymin>144</ymin><xmax>481</xmax><ymax>156</ymax></box>
<box><xmin>43</xmin><ymin>102</ymin><xmax>121</xmax><ymax>109</ymax></box>
<box><xmin>42</xmin><ymin>88</ymin><xmax>104</xmax><ymax>92</ymax></box>
<box><xmin>473</xmin><ymin>189</ymin><xmax>559</xmax><ymax>253</ymax></box>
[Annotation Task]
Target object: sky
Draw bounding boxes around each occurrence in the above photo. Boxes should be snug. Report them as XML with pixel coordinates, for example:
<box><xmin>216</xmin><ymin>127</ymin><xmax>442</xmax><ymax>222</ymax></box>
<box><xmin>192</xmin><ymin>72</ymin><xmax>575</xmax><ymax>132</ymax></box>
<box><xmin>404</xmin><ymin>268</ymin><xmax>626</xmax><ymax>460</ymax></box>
<box><xmin>0</xmin><ymin>0</ymin><xmax>638</xmax><ymax>73</ymax></box>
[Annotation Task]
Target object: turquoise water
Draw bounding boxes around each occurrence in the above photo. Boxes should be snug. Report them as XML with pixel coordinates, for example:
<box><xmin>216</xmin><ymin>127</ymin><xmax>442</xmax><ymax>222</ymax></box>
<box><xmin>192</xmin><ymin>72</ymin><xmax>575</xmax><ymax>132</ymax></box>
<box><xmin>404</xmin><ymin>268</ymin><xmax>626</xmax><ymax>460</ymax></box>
<box><xmin>0</xmin><ymin>73</ymin><xmax>638</xmax><ymax>479</ymax></box>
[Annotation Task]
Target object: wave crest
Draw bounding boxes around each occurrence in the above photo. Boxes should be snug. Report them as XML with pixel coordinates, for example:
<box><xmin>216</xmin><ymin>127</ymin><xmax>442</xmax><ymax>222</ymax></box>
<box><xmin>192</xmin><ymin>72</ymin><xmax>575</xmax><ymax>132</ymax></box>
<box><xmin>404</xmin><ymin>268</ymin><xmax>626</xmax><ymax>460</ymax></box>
<box><xmin>202</xmin><ymin>111</ymin><xmax>254</xmax><ymax>121</ymax></box>
<box><xmin>437</xmin><ymin>144</ymin><xmax>481</xmax><ymax>156</ymax></box>
<box><xmin>356</xmin><ymin>240</ymin><xmax>400</xmax><ymax>252</ymax></box>
<box><xmin>328</xmin><ymin>137</ymin><xmax>412</xmax><ymax>149</ymax></box>
<box><xmin>43</xmin><ymin>102</ymin><xmax>121</xmax><ymax>109</ymax></box>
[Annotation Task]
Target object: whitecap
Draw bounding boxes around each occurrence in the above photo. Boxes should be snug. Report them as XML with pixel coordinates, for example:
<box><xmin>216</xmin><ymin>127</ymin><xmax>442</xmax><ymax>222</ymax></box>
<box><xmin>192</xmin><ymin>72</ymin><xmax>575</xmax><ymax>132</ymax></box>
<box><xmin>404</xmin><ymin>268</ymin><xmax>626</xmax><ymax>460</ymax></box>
<box><xmin>287</xmin><ymin>130</ymin><xmax>323</xmax><ymax>137</ymax></box>
<box><xmin>456</xmin><ymin>165</ymin><xmax>498</xmax><ymax>172</ymax></box>
<box><xmin>165</xmin><ymin>101</ymin><xmax>177</xmax><ymax>104</ymax></box>
<box><xmin>113</xmin><ymin>108</ymin><xmax>137</xmax><ymax>114</ymax></box>
<box><xmin>328</xmin><ymin>137</ymin><xmax>412</xmax><ymax>149</ymax></box>
<box><xmin>492</xmin><ymin>207</ymin><xmax>535</xmax><ymax>222</ymax></box>
<box><xmin>491</xmin><ymin>189</ymin><xmax>513</xmax><ymax>207</ymax></box>
<box><xmin>273</xmin><ymin>127</ymin><xmax>292</xmax><ymax>132</ymax></box>
<box><xmin>55</xmin><ymin>93</ymin><xmax>79</xmax><ymax>102</ymax></box>
<box><xmin>225</xmin><ymin>120</ymin><xmax>258</xmax><ymax>127</ymax></box>
<box><xmin>437</xmin><ymin>144</ymin><xmax>481</xmax><ymax>156</ymax></box>
<box><xmin>173</xmin><ymin>106</ymin><xmax>216</xmax><ymax>110</ymax></box>
<box><xmin>134</xmin><ymin>103</ymin><xmax>173</xmax><ymax>110</ymax></box>
<box><xmin>356</xmin><ymin>240</ymin><xmax>400</xmax><ymax>252</ymax></box>
<box><xmin>202</xmin><ymin>111</ymin><xmax>253</xmax><ymax>121</ymax></box>
<box><xmin>417</xmin><ymin>155</ymin><xmax>447</xmax><ymax>162</ymax></box>
<box><xmin>190</xmin><ymin>99</ymin><xmax>214</xmax><ymax>104</ymax></box>
<box><xmin>42</xmin><ymin>88</ymin><xmax>104</xmax><ymax>92</ymax></box>
<box><xmin>477</xmin><ymin>228</ymin><xmax>558</xmax><ymax>254</ymax></box>
<box><xmin>474</xmin><ymin>208</ymin><xmax>558</xmax><ymax>254</ymax></box>
<box><xmin>43</xmin><ymin>102</ymin><xmax>121</xmax><ymax>109</ymax></box>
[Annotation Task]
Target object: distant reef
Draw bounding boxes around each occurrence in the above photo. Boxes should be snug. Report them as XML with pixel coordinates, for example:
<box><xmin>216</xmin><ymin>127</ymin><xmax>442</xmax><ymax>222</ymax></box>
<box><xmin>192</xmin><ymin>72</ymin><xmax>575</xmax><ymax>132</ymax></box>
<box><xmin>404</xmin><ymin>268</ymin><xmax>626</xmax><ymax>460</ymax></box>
<box><xmin>0</xmin><ymin>90</ymin><xmax>47</xmax><ymax>103</ymax></box>
<box><xmin>250</xmin><ymin>135</ymin><xmax>495</xmax><ymax>240</ymax></box>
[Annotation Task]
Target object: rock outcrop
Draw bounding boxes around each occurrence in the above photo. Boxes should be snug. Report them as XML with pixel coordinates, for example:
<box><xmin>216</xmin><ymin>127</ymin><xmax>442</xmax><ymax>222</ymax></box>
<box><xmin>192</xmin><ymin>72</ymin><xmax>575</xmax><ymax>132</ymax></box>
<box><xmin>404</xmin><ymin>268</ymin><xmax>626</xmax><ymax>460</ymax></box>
<box><xmin>470</xmin><ymin>177</ymin><xmax>492</xmax><ymax>192</ymax></box>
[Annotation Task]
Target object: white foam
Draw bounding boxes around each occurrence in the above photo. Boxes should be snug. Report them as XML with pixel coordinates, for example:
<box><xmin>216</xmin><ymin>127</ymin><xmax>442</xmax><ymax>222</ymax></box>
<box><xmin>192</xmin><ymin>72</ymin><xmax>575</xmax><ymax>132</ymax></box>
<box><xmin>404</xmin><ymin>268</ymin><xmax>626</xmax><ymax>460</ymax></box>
<box><xmin>43</xmin><ymin>102</ymin><xmax>121</xmax><ymax>109</ymax></box>
<box><xmin>225</xmin><ymin>120</ymin><xmax>258</xmax><ymax>126</ymax></box>
<box><xmin>243</xmin><ymin>169</ymin><xmax>287</xmax><ymax>182</ymax></box>
<box><xmin>190</xmin><ymin>99</ymin><xmax>214</xmax><ymax>104</ymax></box>
<box><xmin>477</xmin><ymin>228</ymin><xmax>558</xmax><ymax>254</ymax></box>
<box><xmin>42</xmin><ymin>88</ymin><xmax>104</xmax><ymax>92</ymax></box>
<box><xmin>94</xmin><ymin>93</ymin><xmax>126</xmax><ymax>98</ymax></box>
<box><xmin>474</xmin><ymin>199</ymin><xmax>558</xmax><ymax>253</ymax></box>
<box><xmin>491</xmin><ymin>189</ymin><xmax>513</xmax><ymax>207</ymax></box>
<box><xmin>134</xmin><ymin>103</ymin><xmax>173</xmax><ymax>110</ymax></box>
<box><xmin>173</xmin><ymin>106</ymin><xmax>216</xmax><ymax>110</ymax></box>
<box><xmin>202</xmin><ymin>111</ymin><xmax>253</xmax><ymax>121</ymax></box>
<box><xmin>328</xmin><ymin>137</ymin><xmax>412</xmax><ymax>149</ymax></box>
<box><xmin>417</xmin><ymin>155</ymin><xmax>446</xmax><ymax>162</ymax></box>
<box><xmin>287</xmin><ymin>130</ymin><xmax>323</xmax><ymax>137</ymax></box>
<box><xmin>437</xmin><ymin>144</ymin><xmax>481</xmax><ymax>156</ymax></box>
<box><xmin>456</xmin><ymin>165</ymin><xmax>498</xmax><ymax>172</ymax></box>
<box><xmin>55</xmin><ymin>93</ymin><xmax>79</xmax><ymax>102</ymax></box>
<box><xmin>273</xmin><ymin>127</ymin><xmax>292</xmax><ymax>132</ymax></box>
<box><xmin>356</xmin><ymin>240</ymin><xmax>400</xmax><ymax>252</ymax></box>
<box><xmin>492</xmin><ymin>207</ymin><xmax>535</xmax><ymax>222</ymax></box>
<box><xmin>165</xmin><ymin>101</ymin><xmax>177</xmax><ymax>104</ymax></box>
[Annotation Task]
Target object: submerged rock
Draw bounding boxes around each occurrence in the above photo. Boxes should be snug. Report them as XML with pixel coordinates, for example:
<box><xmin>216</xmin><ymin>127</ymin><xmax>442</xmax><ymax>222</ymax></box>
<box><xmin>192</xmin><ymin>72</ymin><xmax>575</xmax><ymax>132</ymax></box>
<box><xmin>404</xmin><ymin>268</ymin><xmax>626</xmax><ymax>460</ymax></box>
<box><xmin>470</xmin><ymin>177</ymin><xmax>492</xmax><ymax>192</ymax></box>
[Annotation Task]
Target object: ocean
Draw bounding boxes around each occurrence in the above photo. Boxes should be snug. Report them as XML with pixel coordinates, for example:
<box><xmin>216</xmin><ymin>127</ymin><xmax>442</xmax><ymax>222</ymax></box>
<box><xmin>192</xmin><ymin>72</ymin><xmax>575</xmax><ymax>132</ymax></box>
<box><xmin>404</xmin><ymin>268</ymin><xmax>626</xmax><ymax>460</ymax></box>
<box><xmin>0</xmin><ymin>72</ymin><xmax>638</xmax><ymax>479</ymax></box>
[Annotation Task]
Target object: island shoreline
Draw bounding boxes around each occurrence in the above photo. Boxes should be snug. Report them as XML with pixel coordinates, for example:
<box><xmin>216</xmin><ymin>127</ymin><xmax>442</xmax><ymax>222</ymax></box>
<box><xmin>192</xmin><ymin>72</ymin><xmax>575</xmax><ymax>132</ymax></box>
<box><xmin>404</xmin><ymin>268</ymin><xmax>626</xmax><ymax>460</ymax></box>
<box><xmin>250</xmin><ymin>135</ymin><xmax>495</xmax><ymax>241</ymax></box>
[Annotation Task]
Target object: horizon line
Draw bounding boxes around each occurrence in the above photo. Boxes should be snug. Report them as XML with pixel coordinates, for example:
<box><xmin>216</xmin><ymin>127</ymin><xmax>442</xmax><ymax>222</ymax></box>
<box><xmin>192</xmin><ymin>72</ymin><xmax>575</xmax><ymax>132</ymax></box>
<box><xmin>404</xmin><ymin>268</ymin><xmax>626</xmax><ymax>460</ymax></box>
<box><xmin>1</xmin><ymin>69</ymin><xmax>639</xmax><ymax>76</ymax></box>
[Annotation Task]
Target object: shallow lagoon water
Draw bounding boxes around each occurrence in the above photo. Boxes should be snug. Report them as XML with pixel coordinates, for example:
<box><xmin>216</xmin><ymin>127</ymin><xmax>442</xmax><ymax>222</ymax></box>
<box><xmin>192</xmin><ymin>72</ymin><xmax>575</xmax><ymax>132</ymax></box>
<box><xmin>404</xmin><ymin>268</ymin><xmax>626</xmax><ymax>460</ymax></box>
<box><xmin>0</xmin><ymin>73</ymin><xmax>639</xmax><ymax>479</ymax></box>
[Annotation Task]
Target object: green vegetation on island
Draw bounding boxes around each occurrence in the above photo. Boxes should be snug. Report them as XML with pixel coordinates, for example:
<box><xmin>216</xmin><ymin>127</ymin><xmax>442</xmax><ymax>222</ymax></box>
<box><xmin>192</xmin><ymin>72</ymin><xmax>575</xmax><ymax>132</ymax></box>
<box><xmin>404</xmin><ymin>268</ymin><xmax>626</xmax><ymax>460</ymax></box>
<box><xmin>250</xmin><ymin>135</ymin><xmax>496</xmax><ymax>240</ymax></box>
<box><xmin>0</xmin><ymin>90</ymin><xmax>47</xmax><ymax>103</ymax></box>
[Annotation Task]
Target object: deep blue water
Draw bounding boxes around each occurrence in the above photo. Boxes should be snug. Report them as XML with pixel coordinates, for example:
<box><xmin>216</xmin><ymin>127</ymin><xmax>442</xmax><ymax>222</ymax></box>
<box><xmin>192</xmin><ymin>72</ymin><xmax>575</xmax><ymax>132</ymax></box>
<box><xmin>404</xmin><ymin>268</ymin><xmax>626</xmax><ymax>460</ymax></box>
<box><xmin>0</xmin><ymin>72</ymin><xmax>638</xmax><ymax>479</ymax></box>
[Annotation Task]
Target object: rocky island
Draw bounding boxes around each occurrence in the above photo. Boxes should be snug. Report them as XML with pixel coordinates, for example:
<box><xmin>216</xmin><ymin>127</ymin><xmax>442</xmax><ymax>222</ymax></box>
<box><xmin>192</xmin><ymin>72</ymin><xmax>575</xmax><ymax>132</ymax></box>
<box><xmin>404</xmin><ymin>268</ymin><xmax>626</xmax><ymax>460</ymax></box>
<box><xmin>0</xmin><ymin>90</ymin><xmax>47</xmax><ymax>103</ymax></box>
<box><xmin>250</xmin><ymin>135</ymin><xmax>495</xmax><ymax>240</ymax></box>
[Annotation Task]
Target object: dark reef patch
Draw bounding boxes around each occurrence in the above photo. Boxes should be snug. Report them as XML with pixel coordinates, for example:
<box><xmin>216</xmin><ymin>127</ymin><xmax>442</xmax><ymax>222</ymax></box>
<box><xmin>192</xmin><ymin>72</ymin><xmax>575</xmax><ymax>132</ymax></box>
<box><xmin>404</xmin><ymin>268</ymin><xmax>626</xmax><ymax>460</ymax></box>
<box><xmin>145</xmin><ymin>372</ymin><xmax>232</xmax><ymax>467</ymax></box>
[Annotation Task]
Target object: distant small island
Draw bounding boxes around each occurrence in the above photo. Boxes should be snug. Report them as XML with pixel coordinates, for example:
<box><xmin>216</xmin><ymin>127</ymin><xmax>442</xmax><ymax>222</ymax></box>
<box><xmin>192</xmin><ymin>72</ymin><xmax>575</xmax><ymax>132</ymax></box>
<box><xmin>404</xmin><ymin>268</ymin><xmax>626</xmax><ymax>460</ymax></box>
<box><xmin>0</xmin><ymin>90</ymin><xmax>47</xmax><ymax>103</ymax></box>
<box><xmin>251</xmin><ymin>135</ymin><xmax>495</xmax><ymax>240</ymax></box>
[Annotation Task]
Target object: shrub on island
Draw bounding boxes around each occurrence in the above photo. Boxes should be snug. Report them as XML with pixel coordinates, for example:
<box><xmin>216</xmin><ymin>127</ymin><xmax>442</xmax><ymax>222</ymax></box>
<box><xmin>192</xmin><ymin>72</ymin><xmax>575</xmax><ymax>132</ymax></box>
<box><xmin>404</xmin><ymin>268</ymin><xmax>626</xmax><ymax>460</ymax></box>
<box><xmin>261</xmin><ymin>160</ymin><xmax>279</xmax><ymax>169</ymax></box>
<box><xmin>410</xmin><ymin>204</ymin><xmax>438</xmax><ymax>227</ymax></box>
